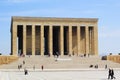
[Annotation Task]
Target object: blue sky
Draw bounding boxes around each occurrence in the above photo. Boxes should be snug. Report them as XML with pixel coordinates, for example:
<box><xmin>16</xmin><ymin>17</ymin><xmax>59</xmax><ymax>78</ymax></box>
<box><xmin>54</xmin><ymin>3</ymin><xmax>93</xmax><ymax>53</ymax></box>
<box><xmin>0</xmin><ymin>0</ymin><xmax>120</xmax><ymax>55</ymax></box>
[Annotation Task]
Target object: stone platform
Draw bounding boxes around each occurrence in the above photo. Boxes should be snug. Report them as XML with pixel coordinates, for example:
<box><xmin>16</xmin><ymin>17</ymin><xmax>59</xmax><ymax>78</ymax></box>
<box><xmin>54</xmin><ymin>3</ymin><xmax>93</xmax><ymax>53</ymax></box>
<box><xmin>0</xmin><ymin>56</ymin><xmax>120</xmax><ymax>69</ymax></box>
<box><xmin>0</xmin><ymin>56</ymin><xmax>120</xmax><ymax>80</ymax></box>
<box><xmin>0</xmin><ymin>69</ymin><xmax>120</xmax><ymax>80</ymax></box>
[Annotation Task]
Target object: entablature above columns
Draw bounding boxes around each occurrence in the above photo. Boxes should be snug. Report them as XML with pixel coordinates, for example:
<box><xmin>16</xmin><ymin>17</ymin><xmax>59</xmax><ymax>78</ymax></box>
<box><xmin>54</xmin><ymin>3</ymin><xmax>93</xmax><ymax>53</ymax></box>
<box><xmin>12</xmin><ymin>16</ymin><xmax>98</xmax><ymax>28</ymax></box>
<box><xmin>12</xmin><ymin>16</ymin><xmax>98</xmax><ymax>23</ymax></box>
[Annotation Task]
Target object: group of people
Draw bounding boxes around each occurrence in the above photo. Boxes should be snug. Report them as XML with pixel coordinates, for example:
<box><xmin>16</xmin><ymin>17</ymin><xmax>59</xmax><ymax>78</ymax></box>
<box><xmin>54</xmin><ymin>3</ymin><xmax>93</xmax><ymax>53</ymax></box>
<box><xmin>18</xmin><ymin>60</ymin><xmax>25</xmax><ymax>70</ymax></box>
<box><xmin>18</xmin><ymin>64</ymin><xmax>22</xmax><ymax>70</ymax></box>
<box><xmin>89</xmin><ymin>64</ymin><xmax>98</xmax><ymax>69</ymax></box>
<box><xmin>33</xmin><ymin>65</ymin><xmax>44</xmax><ymax>71</ymax></box>
<box><xmin>79</xmin><ymin>53</ymin><xmax>90</xmax><ymax>57</ymax></box>
<box><xmin>24</xmin><ymin>65</ymin><xmax>44</xmax><ymax>75</ymax></box>
<box><xmin>108</xmin><ymin>68</ymin><xmax>116</xmax><ymax>79</ymax></box>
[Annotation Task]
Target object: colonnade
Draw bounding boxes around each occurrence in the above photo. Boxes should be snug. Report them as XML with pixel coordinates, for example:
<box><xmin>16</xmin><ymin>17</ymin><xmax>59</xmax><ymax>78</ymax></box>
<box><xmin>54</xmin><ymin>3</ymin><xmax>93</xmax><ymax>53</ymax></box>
<box><xmin>11</xmin><ymin>24</ymin><xmax>98</xmax><ymax>56</ymax></box>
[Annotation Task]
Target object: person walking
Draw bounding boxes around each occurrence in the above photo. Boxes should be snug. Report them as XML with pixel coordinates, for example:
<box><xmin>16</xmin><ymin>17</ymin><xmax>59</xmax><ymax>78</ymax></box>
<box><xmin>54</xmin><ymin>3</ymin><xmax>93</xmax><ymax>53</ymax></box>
<box><xmin>23</xmin><ymin>60</ymin><xmax>25</xmax><ymax>65</ymax></box>
<box><xmin>33</xmin><ymin>65</ymin><xmax>35</xmax><ymax>70</ymax></box>
<box><xmin>24</xmin><ymin>68</ymin><xmax>28</xmax><ymax>75</ymax></box>
<box><xmin>105</xmin><ymin>64</ymin><xmax>107</xmax><ymax>69</ymax></box>
<box><xmin>41</xmin><ymin>65</ymin><xmax>44</xmax><ymax>71</ymax></box>
<box><xmin>111</xmin><ymin>69</ymin><xmax>116</xmax><ymax>79</ymax></box>
<box><xmin>18</xmin><ymin>65</ymin><xmax>20</xmax><ymax>70</ymax></box>
<box><xmin>108</xmin><ymin>68</ymin><xmax>111</xmax><ymax>79</ymax></box>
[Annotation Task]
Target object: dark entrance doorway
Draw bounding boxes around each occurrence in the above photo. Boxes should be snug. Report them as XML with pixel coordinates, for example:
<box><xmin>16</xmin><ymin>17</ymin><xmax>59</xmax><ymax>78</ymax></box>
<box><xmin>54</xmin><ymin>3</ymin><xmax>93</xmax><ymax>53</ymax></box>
<box><xmin>26</xmin><ymin>25</ymin><xmax>32</xmax><ymax>55</ymax></box>
<box><xmin>64</xmin><ymin>26</ymin><xmax>69</xmax><ymax>55</ymax></box>
<box><xmin>17</xmin><ymin>25</ymin><xmax>23</xmax><ymax>56</ymax></box>
<box><xmin>44</xmin><ymin>26</ymin><xmax>49</xmax><ymax>55</ymax></box>
<box><xmin>53</xmin><ymin>26</ymin><xmax>60</xmax><ymax>55</ymax></box>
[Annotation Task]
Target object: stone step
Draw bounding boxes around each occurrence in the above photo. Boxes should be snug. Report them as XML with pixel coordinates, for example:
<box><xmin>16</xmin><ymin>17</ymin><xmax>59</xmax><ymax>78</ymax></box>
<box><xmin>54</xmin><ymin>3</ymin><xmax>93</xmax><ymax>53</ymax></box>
<box><xmin>0</xmin><ymin>56</ymin><xmax>120</xmax><ymax>69</ymax></box>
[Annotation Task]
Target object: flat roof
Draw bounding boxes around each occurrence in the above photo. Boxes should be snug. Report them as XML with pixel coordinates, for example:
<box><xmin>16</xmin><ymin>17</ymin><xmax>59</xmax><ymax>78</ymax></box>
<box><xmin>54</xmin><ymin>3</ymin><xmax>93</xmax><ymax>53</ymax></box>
<box><xmin>12</xmin><ymin>16</ymin><xmax>98</xmax><ymax>22</ymax></box>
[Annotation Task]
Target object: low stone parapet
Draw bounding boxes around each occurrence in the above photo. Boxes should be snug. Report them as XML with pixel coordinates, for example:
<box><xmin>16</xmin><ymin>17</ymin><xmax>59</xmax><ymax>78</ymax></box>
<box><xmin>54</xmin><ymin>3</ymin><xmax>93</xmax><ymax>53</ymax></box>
<box><xmin>107</xmin><ymin>55</ymin><xmax>120</xmax><ymax>63</ymax></box>
<box><xmin>0</xmin><ymin>56</ymin><xmax>18</xmax><ymax>65</ymax></box>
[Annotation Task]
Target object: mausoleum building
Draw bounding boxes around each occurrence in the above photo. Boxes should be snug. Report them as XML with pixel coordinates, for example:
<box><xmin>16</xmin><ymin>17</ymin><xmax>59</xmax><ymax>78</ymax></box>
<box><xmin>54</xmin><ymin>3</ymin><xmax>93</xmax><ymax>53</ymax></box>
<box><xmin>11</xmin><ymin>16</ymin><xmax>98</xmax><ymax>56</ymax></box>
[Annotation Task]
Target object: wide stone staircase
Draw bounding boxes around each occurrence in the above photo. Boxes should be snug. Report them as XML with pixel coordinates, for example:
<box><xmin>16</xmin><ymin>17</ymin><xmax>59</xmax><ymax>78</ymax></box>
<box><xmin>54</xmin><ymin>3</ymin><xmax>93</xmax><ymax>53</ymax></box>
<box><xmin>0</xmin><ymin>55</ymin><xmax>120</xmax><ymax>69</ymax></box>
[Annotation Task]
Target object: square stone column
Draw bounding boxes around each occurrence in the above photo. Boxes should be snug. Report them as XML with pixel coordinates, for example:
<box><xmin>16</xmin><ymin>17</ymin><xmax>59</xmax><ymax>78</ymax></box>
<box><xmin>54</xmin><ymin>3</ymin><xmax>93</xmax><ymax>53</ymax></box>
<box><xmin>60</xmin><ymin>25</ymin><xmax>64</xmax><ymax>56</ymax></box>
<box><xmin>11</xmin><ymin>23</ymin><xmax>17</xmax><ymax>56</ymax></box>
<box><xmin>77</xmin><ymin>26</ymin><xmax>80</xmax><ymax>55</ymax></box>
<box><xmin>49</xmin><ymin>25</ymin><xmax>53</xmax><ymax>56</ymax></box>
<box><xmin>40</xmin><ymin>25</ymin><xmax>44</xmax><ymax>56</ymax></box>
<box><xmin>32</xmin><ymin>25</ymin><xmax>35</xmax><ymax>55</ymax></box>
<box><xmin>94</xmin><ymin>26</ymin><xmax>98</xmax><ymax>55</ymax></box>
<box><xmin>68</xmin><ymin>25</ymin><xmax>72</xmax><ymax>55</ymax></box>
<box><xmin>85</xmin><ymin>26</ymin><xmax>89</xmax><ymax>54</ymax></box>
<box><xmin>23</xmin><ymin>24</ymin><xmax>26</xmax><ymax>55</ymax></box>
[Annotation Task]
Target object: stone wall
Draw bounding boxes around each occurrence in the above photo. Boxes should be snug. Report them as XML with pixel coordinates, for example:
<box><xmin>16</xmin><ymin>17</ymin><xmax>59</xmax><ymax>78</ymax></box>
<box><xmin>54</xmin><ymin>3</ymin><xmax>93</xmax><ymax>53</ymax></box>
<box><xmin>0</xmin><ymin>56</ymin><xmax>18</xmax><ymax>65</ymax></box>
<box><xmin>107</xmin><ymin>55</ymin><xmax>120</xmax><ymax>63</ymax></box>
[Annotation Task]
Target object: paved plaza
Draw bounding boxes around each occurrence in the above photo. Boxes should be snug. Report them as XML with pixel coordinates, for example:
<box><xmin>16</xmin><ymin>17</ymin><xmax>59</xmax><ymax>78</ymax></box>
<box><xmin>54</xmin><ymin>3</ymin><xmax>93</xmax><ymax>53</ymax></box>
<box><xmin>0</xmin><ymin>56</ymin><xmax>120</xmax><ymax>80</ymax></box>
<box><xmin>0</xmin><ymin>69</ymin><xmax>120</xmax><ymax>80</ymax></box>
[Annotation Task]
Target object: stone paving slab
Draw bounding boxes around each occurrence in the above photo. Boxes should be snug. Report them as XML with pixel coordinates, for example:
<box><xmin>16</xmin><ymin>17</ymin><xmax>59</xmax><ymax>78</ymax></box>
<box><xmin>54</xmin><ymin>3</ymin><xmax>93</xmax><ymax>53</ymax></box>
<box><xmin>0</xmin><ymin>69</ymin><xmax>120</xmax><ymax>80</ymax></box>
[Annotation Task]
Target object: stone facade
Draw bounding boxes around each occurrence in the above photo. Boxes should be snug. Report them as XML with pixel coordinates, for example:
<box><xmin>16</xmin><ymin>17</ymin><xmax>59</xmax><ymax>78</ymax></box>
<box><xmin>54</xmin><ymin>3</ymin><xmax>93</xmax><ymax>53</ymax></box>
<box><xmin>107</xmin><ymin>55</ymin><xmax>120</xmax><ymax>63</ymax></box>
<box><xmin>0</xmin><ymin>56</ymin><xmax>18</xmax><ymax>65</ymax></box>
<box><xmin>11</xmin><ymin>16</ymin><xmax>98</xmax><ymax>56</ymax></box>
